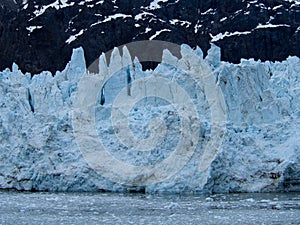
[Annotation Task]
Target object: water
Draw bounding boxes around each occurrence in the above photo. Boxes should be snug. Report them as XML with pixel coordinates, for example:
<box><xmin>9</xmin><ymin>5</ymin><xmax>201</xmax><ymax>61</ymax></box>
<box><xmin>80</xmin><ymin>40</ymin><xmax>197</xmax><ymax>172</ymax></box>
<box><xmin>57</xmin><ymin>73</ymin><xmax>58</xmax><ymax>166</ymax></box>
<box><xmin>0</xmin><ymin>191</ymin><xmax>299</xmax><ymax>224</ymax></box>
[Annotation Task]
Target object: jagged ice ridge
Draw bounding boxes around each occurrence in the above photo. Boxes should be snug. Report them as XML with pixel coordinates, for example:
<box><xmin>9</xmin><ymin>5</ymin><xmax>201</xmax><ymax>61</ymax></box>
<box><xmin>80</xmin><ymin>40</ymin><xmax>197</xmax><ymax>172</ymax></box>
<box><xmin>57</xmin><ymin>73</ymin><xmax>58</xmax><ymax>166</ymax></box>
<box><xmin>0</xmin><ymin>44</ymin><xmax>299</xmax><ymax>193</ymax></box>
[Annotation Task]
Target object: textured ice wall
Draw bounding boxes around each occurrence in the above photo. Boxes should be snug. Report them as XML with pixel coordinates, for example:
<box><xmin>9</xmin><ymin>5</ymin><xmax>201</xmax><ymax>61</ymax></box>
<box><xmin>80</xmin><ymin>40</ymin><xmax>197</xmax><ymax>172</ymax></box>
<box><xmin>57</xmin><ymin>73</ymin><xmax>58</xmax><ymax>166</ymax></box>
<box><xmin>0</xmin><ymin>44</ymin><xmax>299</xmax><ymax>193</ymax></box>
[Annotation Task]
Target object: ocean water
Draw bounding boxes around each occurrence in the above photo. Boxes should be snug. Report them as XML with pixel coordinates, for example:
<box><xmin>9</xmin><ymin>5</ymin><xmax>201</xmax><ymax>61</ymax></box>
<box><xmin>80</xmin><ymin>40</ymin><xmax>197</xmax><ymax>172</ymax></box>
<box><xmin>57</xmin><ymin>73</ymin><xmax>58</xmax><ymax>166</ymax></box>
<box><xmin>0</xmin><ymin>191</ymin><xmax>299</xmax><ymax>224</ymax></box>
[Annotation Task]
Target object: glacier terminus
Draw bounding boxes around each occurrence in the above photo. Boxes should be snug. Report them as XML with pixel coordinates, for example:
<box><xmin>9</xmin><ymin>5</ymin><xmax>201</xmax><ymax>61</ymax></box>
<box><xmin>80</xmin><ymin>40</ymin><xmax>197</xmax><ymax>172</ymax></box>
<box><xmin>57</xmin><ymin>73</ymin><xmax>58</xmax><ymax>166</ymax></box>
<box><xmin>0</xmin><ymin>43</ymin><xmax>299</xmax><ymax>194</ymax></box>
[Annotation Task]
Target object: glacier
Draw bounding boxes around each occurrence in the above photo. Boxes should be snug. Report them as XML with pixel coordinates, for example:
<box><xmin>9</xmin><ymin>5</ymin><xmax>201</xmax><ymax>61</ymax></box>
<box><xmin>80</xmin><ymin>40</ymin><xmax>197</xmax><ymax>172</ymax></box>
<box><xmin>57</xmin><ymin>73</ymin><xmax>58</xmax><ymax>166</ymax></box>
<box><xmin>0</xmin><ymin>44</ymin><xmax>299</xmax><ymax>193</ymax></box>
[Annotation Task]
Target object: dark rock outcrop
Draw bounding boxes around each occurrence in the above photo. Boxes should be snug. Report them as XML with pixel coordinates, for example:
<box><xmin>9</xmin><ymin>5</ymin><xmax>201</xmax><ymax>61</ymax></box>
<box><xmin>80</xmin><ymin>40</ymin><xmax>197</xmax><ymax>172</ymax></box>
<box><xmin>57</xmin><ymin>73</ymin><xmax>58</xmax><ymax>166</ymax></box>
<box><xmin>0</xmin><ymin>0</ymin><xmax>299</xmax><ymax>74</ymax></box>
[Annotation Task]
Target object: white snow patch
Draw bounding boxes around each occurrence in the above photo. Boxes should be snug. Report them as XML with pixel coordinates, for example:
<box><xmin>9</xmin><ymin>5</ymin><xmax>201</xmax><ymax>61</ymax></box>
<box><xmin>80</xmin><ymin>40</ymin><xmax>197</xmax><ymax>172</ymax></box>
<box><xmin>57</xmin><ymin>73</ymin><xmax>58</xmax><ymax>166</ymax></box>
<box><xmin>169</xmin><ymin>19</ymin><xmax>191</xmax><ymax>27</ymax></box>
<box><xmin>66</xmin><ymin>29</ymin><xmax>85</xmax><ymax>44</ymax></box>
<box><xmin>96</xmin><ymin>0</ymin><xmax>104</xmax><ymax>5</ymax></box>
<box><xmin>247</xmin><ymin>0</ymin><xmax>258</xmax><ymax>8</ymax></box>
<box><xmin>91</xmin><ymin>14</ymin><xmax>132</xmax><ymax>27</ymax></box>
<box><xmin>145</xmin><ymin>0</ymin><xmax>169</xmax><ymax>10</ymax></box>
<box><xmin>26</xmin><ymin>26</ymin><xmax>43</xmax><ymax>34</ymax></box>
<box><xmin>210</xmin><ymin>31</ymin><xmax>251</xmax><ymax>42</ymax></box>
<box><xmin>234</xmin><ymin>9</ymin><xmax>243</xmax><ymax>14</ymax></box>
<box><xmin>210</xmin><ymin>22</ymin><xmax>291</xmax><ymax>42</ymax></box>
<box><xmin>256</xmin><ymin>3</ymin><xmax>267</xmax><ymax>9</ymax></box>
<box><xmin>220</xmin><ymin>17</ymin><xmax>227</xmax><ymax>22</ymax></box>
<box><xmin>32</xmin><ymin>0</ymin><xmax>75</xmax><ymax>19</ymax></box>
<box><xmin>194</xmin><ymin>20</ymin><xmax>202</xmax><ymax>33</ymax></box>
<box><xmin>101</xmin><ymin>13</ymin><xmax>131</xmax><ymax>23</ymax></box>
<box><xmin>135</xmin><ymin>11</ymin><xmax>155</xmax><ymax>21</ymax></box>
<box><xmin>145</xmin><ymin>27</ymin><xmax>152</xmax><ymax>33</ymax></box>
<box><xmin>284</xmin><ymin>0</ymin><xmax>300</xmax><ymax>4</ymax></box>
<box><xmin>256</xmin><ymin>23</ymin><xmax>291</xmax><ymax>29</ymax></box>
<box><xmin>273</xmin><ymin>5</ymin><xmax>283</xmax><ymax>10</ymax></box>
<box><xmin>291</xmin><ymin>3</ymin><xmax>300</xmax><ymax>7</ymax></box>
<box><xmin>201</xmin><ymin>8</ymin><xmax>215</xmax><ymax>15</ymax></box>
<box><xmin>149</xmin><ymin>29</ymin><xmax>171</xmax><ymax>40</ymax></box>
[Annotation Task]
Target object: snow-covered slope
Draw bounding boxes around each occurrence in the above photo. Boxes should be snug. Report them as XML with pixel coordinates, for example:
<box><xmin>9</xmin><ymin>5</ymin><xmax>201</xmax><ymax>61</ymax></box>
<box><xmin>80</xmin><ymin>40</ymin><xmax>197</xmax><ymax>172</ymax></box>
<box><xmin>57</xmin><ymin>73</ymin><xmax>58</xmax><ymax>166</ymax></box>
<box><xmin>0</xmin><ymin>0</ymin><xmax>299</xmax><ymax>74</ymax></box>
<box><xmin>0</xmin><ymin>44</ymin><xmax>299</xmax><ymax>193</ymax></box>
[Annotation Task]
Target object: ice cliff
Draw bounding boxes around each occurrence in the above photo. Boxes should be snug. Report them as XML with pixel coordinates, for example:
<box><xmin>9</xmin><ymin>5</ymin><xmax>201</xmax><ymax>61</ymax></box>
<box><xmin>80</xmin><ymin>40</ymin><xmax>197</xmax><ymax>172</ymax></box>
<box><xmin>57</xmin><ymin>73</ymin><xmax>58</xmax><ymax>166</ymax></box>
<box><xmin>0</xmin><ymin>44</ymin><xmax>299</xmax><ymax>193</ymax></box>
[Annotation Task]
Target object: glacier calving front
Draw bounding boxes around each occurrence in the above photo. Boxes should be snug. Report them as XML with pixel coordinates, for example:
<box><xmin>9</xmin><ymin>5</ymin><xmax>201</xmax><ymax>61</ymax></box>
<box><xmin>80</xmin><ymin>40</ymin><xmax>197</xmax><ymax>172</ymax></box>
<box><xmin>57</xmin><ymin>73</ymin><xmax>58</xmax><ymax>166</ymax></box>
<box><xmin>0</xmin><ymin>44</ymin><xmax>299</xmax><ymax>193</ymax></box>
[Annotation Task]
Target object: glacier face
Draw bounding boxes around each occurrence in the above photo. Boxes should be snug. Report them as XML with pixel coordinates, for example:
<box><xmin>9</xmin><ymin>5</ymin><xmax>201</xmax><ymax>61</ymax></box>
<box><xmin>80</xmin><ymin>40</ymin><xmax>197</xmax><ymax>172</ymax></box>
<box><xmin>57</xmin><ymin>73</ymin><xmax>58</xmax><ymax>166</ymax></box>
<box><xmin>0</xmin><ymin>44</ymin><xmax>299</xmax><ymax>193</ymax></box>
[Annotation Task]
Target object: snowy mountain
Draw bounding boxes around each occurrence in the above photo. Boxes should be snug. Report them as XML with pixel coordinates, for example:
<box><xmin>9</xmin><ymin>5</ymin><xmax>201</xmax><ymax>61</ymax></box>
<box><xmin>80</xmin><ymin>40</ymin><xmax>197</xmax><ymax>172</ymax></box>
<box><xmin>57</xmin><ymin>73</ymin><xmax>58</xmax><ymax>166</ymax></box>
<box><xmin>0</xmin><ymin>0</ymin><xmax>299</xmax><ymax>74</ymax></box>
